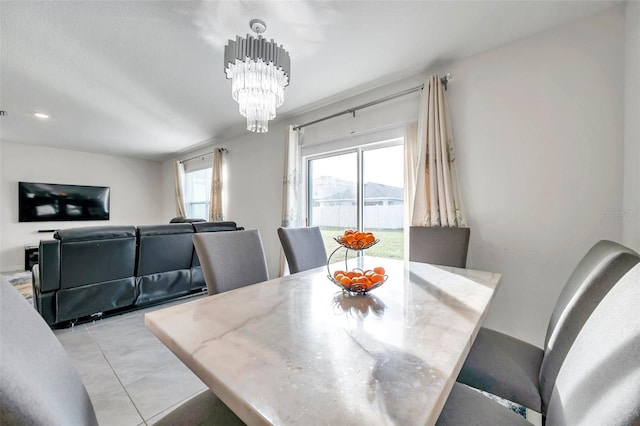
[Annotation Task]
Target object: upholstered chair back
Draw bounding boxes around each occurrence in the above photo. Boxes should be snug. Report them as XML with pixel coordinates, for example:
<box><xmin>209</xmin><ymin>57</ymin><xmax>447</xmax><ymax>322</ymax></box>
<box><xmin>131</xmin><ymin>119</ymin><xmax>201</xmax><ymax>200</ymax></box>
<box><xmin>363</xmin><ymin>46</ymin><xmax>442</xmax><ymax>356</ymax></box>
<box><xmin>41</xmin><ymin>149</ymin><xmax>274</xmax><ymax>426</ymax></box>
<box><xmin>190</xmin><ymin>221</ymin><xmax>242</xmax><ymax>290</ymax></box>
<box><xmin>546</xmin><ymin>263</ymin><xmax>640</xmax><ymax>424</ymax></box>
<box><xmin>193</xmin><ymin>229</ymin><xmax>268</xmax><ymax>295</ymax></box>
<box><xmin>409</xmin><ymin>226</ymin><xmax>470</xmax><ymax>268</ymax></box>
<box><xmin>278</xmin><ymin>226</ymin><xmax>328</xmax><ymax>274</ymax></box>
<box><xmin>0</xmin><ymin>278</ymin><xmax>99</xmax><ymax>425</ymax></box>
<box><xmin>539</xmin><ymin>240</ymin><xmax>640</xmax><ymax>412</ymax></box>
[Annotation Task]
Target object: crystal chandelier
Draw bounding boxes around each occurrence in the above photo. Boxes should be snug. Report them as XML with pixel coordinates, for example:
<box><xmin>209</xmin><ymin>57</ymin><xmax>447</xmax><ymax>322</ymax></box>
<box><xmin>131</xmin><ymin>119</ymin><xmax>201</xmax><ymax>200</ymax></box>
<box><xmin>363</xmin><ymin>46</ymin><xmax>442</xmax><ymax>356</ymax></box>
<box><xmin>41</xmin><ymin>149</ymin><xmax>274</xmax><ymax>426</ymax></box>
<box><xmin>224</xmin><ymin>19</ymin><xmax>291</xmax><ymax>133</ymax></box>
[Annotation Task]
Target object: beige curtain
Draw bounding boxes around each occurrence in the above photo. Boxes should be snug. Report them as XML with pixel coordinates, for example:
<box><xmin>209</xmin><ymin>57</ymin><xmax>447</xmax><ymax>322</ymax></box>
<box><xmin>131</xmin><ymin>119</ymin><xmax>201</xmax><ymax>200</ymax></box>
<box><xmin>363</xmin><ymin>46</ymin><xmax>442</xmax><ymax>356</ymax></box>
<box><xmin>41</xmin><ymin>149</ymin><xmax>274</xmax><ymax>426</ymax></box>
<box><xmin>209</xmin><ymin>149</ymin><xmax>224</xmax><ymax>222</ymax></box>
<box><xmin>173</xmin><ymin>160</ymin><xmax>187</xmax><ymax>218</ymax></box>
<box><xmin>411</xmin><ymin>74</ymin><xmax>466</xmax><ymax>227</ymax></box>
<box><xmin>404</xmin><ymin>121</ymin><xmax>419</xmax><ymax>255</ymax></box>
<box><xmin>281</xmin><ymin>125</ymin><xmax>303</xmax><ymax>228</ymax></box>
<box><xmin>280</xmin><ymin>125</ymin><xmax>303</xmax><ymax>275</ymax></box>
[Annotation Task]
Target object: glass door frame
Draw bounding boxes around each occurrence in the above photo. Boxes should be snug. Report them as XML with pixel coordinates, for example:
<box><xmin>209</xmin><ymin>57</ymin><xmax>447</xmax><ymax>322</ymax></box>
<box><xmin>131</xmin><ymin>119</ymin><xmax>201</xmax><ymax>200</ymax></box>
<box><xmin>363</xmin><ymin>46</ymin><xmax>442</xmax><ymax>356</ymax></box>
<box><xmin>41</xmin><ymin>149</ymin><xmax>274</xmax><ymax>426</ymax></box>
<box><xmin>303</xmin><ymin>138</ymin><xmax>403</xmax><ymax>232</ymax></box>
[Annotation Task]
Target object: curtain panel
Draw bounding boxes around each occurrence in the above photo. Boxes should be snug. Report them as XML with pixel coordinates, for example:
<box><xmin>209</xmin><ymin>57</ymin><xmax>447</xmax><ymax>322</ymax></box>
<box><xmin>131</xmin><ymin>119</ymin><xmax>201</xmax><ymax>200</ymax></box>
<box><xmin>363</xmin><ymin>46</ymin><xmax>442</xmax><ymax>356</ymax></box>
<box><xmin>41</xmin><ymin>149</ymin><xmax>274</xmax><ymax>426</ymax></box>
<box><xmin>281</xmin><ymin>125</ymin><xmax>303</xmax><ymax>228</ymax></box>
<box><xmin>209</xmin><ymin>149</ymin><xmax>224</xmax><ymax>221</ymax></box>
<box><xmin>280</xmin><ymin>125</ymin><xmax>303</xmax><ymax>276</ymax></box>
<box><xmin>411</xmin><ymin>74</ymin><xmax>466</xmax><ymax>227</ymax></box>
<box><xmin>173</xmin><ymin>160</ymin><xmax>187</xmax><ymax>218</ymax></box>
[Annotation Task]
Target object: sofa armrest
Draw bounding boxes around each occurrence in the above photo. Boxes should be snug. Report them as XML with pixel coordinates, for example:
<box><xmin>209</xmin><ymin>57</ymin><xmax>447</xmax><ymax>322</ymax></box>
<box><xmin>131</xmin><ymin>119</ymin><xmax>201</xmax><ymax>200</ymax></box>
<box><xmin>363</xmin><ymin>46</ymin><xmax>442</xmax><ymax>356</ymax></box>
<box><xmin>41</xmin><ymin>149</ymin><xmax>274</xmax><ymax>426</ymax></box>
<box><xmin>38</xmin><ymin>240</ymin><xmax>60</xmax><ymax>292</ymax></box>
<box><xmin>31</xmin><ymin>263</ymin><xmax>40</xmax><ymax>292</ymax></box>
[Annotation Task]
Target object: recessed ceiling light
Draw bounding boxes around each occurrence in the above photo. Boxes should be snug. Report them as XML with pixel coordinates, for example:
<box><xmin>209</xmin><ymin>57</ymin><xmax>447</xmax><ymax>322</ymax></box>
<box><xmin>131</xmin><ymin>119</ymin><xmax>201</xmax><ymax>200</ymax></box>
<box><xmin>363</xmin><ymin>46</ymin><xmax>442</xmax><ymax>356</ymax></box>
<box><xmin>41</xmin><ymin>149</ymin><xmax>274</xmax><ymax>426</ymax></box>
<box><xmin>33</xmin><ymin>112</ymin><xmax>49</xmax><ymax>119</ymax></box>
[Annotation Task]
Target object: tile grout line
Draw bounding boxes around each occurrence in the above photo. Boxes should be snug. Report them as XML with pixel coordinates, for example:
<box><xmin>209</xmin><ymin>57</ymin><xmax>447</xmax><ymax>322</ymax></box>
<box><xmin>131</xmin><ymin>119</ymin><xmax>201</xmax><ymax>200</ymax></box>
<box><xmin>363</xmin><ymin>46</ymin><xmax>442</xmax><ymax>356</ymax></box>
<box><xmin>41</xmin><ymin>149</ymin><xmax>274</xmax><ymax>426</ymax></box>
<box><xmin>86</xmin><ymin>318</ymin><xmax>149</xmax><ymax>426</ymax></box>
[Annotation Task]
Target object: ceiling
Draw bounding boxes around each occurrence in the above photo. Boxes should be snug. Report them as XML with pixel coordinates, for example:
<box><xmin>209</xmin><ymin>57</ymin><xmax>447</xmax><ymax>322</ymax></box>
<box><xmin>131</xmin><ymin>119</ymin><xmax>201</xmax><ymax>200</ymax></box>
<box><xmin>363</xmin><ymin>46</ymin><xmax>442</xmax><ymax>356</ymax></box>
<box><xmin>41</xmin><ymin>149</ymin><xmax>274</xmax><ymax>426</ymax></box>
<box><xmin>0</xmin><ymin>0</ymin><xmax>617</xmax><ymax>161</ymax></box>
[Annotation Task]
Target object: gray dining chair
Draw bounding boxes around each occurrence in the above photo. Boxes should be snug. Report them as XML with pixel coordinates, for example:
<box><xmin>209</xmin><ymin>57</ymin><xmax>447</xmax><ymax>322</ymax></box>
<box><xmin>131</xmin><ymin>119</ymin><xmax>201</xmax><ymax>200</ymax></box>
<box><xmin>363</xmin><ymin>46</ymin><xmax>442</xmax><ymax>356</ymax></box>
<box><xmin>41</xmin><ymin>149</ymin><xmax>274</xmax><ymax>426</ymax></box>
<box><xmin>193</xmin><ymin>229</ymin><xmax>269</xmax><ymax>295</ymax></box>
<box><xmin>277</xmin><ymin>226</ymin><xmax>328</xmax><ymax>274</ymax></box>
<box><xmin>437</xmin><ymin>262</ymin><xmax>640</xmax><ymax>425</ymax></box>
<box><xmin>0</xmin><ymin>277</ymin><xmax>245</xmax><ymax>426</ymax></box>
<box><xmin>153</xmin><ymin>389</ymin><xmax>245</xmax><ymax>426</ymax></box>
<box><xmin>457</xmin><ymin>240</ymin><xmax>640</xmax><ymax>416</ymax></box>
<box><xmin>409</xmin><ymin>226</ymin><xmax>470</xmax><ymax>268</ymax></box>
<box><xmin>0</xmin><ymin>276</ymin><xmax>99</xmax><ymax>425</ymax></box>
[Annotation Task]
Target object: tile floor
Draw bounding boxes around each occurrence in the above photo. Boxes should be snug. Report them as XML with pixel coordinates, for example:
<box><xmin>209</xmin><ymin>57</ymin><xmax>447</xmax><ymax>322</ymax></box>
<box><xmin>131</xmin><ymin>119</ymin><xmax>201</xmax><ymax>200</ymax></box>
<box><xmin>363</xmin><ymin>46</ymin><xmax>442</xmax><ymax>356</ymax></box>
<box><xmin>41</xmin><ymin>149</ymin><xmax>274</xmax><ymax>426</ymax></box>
<box><xmin>54</xmin><ymin>294</ymin><xmax>208</xmax><ymax>426</ymax></box>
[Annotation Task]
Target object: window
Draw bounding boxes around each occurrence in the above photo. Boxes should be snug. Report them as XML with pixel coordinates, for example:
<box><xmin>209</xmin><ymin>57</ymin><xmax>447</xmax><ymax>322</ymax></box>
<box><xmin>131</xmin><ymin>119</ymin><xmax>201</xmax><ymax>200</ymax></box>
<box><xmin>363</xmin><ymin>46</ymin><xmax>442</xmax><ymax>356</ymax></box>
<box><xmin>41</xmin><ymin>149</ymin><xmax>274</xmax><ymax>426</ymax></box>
<box><xmin>306</xmin><ymin>139</ymin><xmax>404</xmax><ymax>259</ymax></box>
<box><xmin>183</xmin><ymin>155</ymin><xmax>213</xmax><ymax>220</ymax></box>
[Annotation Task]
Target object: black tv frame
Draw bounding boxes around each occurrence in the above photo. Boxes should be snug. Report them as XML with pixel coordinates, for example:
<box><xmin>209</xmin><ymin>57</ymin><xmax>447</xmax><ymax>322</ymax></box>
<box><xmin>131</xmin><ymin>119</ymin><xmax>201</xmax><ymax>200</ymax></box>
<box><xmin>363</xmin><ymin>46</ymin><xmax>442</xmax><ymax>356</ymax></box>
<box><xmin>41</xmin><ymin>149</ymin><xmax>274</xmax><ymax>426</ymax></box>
<box><xmin>18</xmin><ymin>181</ymin><xmax>110</xmax><ymax>222</ymax></box>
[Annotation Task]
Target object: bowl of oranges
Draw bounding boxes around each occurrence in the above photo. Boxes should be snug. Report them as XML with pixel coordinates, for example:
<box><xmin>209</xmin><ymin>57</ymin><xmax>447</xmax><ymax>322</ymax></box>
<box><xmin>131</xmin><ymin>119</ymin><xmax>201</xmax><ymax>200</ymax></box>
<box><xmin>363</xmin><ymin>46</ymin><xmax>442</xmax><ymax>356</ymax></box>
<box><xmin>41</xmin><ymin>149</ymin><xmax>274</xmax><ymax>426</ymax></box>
<box><xmin>335</xmin><ymin>229</ymin><xmax>378</xmax><ymax>250</ymax></box>
<box><xmin>329</xmin><ymin>266</ymin><xmax>387</xmax><ymax>294</ymax></box>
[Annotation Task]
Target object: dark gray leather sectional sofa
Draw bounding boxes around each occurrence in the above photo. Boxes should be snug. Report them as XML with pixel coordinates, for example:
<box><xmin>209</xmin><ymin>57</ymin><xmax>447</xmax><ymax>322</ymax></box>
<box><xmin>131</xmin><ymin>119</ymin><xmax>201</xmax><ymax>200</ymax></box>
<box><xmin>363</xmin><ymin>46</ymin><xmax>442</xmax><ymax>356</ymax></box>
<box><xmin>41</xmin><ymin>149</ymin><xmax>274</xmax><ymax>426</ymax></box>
<box><xmin>31</xmin><ymin>221</ymin><xmax>242</xmax><ymax>326</ymax></box>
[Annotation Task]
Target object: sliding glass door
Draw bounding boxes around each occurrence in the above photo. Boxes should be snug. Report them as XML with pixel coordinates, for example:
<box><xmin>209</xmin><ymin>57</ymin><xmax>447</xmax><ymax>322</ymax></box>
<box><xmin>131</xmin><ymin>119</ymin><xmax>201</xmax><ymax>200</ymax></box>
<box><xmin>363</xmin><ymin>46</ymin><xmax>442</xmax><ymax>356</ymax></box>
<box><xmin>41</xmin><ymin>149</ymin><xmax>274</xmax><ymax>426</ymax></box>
<box><xmin>307</xmin><ymin>141</ymin><xmax>404</xmax><ymax>259</ymax></box>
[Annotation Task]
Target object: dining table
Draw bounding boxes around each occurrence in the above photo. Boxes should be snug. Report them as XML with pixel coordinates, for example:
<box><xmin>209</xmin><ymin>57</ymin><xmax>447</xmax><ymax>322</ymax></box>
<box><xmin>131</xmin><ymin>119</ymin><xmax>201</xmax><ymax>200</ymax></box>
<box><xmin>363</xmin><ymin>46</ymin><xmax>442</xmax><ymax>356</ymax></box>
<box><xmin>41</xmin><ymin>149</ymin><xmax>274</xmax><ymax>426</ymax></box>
<box><xmin>144</xmin><ymin>256</ymin><xmax>501</xmax><ymax>425</ymax></box>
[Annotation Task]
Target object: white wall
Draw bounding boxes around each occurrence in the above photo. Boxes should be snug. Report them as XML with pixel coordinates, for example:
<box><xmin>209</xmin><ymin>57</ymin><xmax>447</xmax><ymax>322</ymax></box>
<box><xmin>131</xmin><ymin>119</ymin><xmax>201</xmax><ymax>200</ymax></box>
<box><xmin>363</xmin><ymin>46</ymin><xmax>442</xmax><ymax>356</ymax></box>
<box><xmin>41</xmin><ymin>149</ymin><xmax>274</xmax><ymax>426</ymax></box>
<box><xmin>162</xmin><ymin>6</ymin><xmax>626</xmax><ymax>346</ymax></box>
<box><xmin>0</xmin><ymin>142</ymin><xmax>164</xmax><ymax>271</ymax></box>
<box><xmin>624</xmin><ymin>1</ymin><xmax>640</xmax><ymax>252</ymax></box>
<box><xmin>448</xmin><ymin>6</ymin><xmax>625</xmax><ymax>345</ymax></box>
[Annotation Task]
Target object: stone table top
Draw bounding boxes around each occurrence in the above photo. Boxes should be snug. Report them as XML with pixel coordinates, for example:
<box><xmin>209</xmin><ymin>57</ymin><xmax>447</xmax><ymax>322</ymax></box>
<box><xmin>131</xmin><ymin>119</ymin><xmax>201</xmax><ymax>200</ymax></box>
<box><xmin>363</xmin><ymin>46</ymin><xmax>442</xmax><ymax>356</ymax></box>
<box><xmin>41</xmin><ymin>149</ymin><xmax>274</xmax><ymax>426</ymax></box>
<box><xmin>145</xmin><ymin>257</ymin><xmax>501</xmax><ymax>425</ymax></box>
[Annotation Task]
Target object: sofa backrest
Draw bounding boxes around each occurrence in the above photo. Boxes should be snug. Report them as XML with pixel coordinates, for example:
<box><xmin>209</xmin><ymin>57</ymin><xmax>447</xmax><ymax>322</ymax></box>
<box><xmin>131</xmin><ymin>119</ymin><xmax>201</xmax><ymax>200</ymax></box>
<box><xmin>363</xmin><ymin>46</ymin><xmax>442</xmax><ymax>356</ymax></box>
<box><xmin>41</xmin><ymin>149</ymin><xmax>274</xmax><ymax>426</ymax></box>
<box><xmin>135</xmin><ymin>223</ymin><xmax>195</xmax><ymax>304</ymax></box>
<box><xmin>169</xmin><ymin>217</ymin><xmax>206</xmax><ymax>223</ymax></box>
<box><xmin>136</xmin><ymin>224</ymin><xmax>194</xmax><ymax>275</ymax></box>
<box><xmin>55</xmin><ymin>226</ymin><xmax>137</xmax><ymax>289</ymax></box>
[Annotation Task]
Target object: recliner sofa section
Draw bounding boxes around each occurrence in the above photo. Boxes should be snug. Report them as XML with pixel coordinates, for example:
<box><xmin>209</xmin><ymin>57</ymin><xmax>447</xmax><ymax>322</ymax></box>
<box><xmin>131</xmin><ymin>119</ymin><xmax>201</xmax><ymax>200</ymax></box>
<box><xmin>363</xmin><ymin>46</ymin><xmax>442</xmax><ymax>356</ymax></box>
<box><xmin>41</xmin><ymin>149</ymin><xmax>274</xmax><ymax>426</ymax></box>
<box><xmin>32</xmin><ymin>221</ymin><xmax>242</xmax><ymax>326</ymax></box>
<box><xmin>135</xmin><ymin>224</ymin><xmax>195</xmax><ymax>305</ymax></box>
<box><xmin>33</xmin><ymin>226</ymin><xmax>137</xmax><ymax>326</ymax></box>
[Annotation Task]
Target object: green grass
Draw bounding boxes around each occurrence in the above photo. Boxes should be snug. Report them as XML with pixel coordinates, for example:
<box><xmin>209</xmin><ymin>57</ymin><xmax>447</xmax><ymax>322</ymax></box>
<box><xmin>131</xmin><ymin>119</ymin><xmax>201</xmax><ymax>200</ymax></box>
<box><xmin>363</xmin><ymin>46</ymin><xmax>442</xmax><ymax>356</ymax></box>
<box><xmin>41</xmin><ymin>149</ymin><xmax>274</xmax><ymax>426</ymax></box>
<box><xmin>320</xmin><ymin>227</ymin><xmax>404</xmax><ymax>260</ymax></box>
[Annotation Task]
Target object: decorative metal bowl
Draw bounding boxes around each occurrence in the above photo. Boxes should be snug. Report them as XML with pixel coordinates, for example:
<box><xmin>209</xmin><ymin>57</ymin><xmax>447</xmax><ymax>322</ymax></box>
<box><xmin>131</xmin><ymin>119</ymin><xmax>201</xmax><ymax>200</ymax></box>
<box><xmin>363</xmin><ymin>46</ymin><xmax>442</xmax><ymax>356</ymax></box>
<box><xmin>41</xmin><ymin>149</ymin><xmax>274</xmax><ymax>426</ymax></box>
<box><xmin>326</xmin><ymin>233</ymin><xmax>385</xmax><ymax>294</ymax></box>
<box><xmin>327</xmin><ymin>273</ymin><xmax>387</xmax><ymax>294</ymax></box>
<box><xmin>333</xmin><ymin>236</ymin><xmax>379</xmax><ymax>251</ymax></box>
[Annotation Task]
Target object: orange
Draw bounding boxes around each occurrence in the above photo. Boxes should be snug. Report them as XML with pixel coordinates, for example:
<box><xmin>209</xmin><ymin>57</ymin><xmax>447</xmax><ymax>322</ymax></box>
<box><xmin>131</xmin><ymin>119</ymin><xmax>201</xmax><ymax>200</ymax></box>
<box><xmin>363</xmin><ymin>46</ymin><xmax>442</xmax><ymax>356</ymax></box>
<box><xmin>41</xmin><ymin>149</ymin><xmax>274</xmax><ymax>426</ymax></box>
<box><xmin>370</xmin><ymin>273</ymin><xmax>384</xmax><ymax>284</ymax></box>
<box><xmin>339</xmin><ymin>276</ymin><xmax>352</xmax><ymax>286</ymax></box>
<box><xmin>373</xmin><ymin>266</ymin><xmax>385</xmax><ymax>275</ymax></box>
<box><xmin>333</xmin><ymin>270</ymin><xmax>346</xmax><ymax>279</ymax></box>
<box><xmin>354</xmin><ymin>276</ymin><xmax>368</xmax><ymax>284</ymax></box>
<box><xmin>365</xmin><ymin>235</ymin><xmax>375</xmax><ymax>244</ymax></box>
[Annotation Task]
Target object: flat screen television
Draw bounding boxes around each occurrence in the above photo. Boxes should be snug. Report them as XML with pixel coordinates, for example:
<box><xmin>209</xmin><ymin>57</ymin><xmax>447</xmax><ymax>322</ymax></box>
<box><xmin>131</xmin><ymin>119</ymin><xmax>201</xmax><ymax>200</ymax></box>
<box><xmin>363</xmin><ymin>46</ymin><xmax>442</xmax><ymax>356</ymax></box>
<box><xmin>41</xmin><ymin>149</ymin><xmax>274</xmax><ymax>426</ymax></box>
<box><xmin>19</xmin><ymin>182</ymin><xmax>110</xmax><ymax>222</ymax></box>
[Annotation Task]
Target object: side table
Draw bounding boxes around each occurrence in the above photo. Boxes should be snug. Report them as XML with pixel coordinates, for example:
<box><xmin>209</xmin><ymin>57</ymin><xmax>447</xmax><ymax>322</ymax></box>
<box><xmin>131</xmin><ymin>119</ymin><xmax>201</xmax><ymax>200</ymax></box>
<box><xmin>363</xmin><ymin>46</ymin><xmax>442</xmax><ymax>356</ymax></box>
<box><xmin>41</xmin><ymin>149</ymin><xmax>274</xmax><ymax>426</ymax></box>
<box><xmin>24</xmin><ymin>245</ymin><xmax>39</xmax><ymax>271</ymax></box>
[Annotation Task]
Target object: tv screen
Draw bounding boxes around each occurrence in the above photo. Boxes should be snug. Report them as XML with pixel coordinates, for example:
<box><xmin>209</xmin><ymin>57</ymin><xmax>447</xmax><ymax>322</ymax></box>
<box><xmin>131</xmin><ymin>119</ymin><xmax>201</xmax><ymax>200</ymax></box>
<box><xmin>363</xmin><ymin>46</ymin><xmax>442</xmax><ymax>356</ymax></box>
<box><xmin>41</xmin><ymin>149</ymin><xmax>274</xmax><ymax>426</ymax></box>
<box><xmin>19</xmin><ymin>182</ymin><xmax>110</xmax><ymax>222</ymax></box>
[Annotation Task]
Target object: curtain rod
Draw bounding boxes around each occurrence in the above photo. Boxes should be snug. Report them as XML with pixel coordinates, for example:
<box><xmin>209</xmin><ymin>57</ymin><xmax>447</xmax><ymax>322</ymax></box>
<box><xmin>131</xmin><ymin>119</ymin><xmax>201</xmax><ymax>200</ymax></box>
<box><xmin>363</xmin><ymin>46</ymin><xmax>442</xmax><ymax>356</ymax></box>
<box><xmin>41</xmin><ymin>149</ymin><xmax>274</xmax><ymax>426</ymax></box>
<box><xmin>180</xmin><ymin>147</ymin><xmax>227</xmax><ymax>164</ymax></box>
<box><xmin>293</xmin><ymin>73</ymin><xmax>452</xmax><ymax>131</ymax></box>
